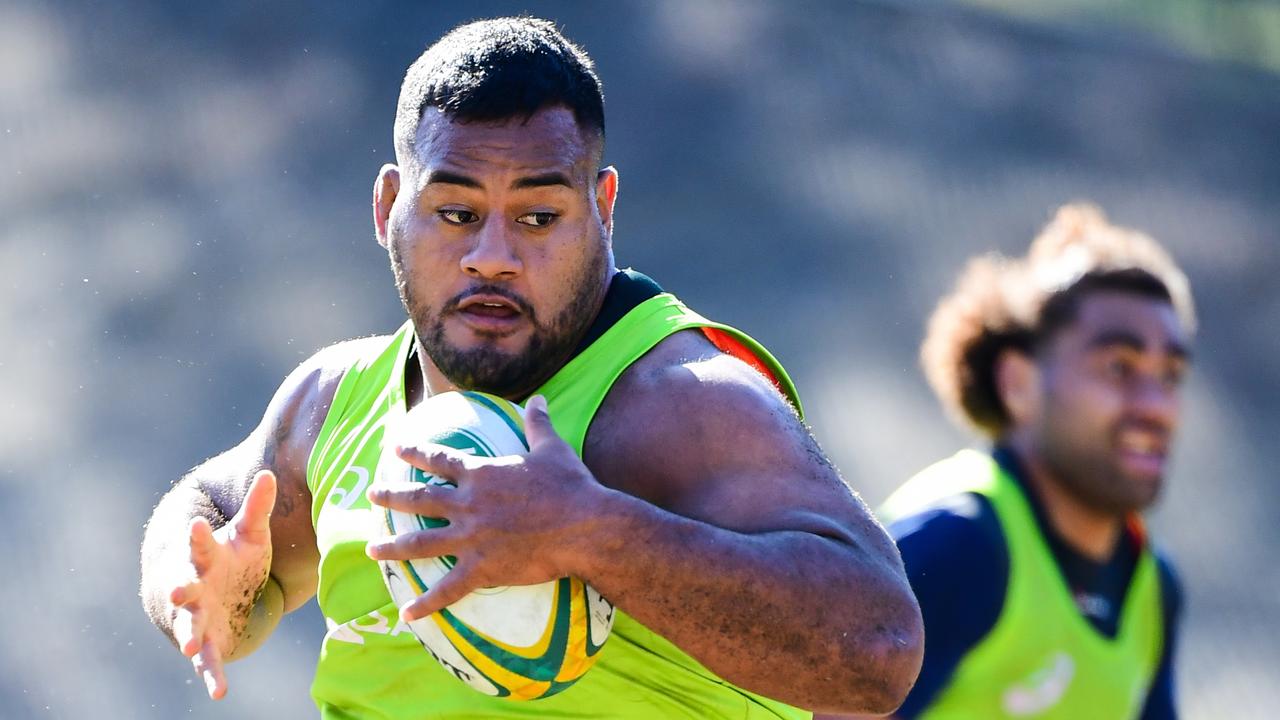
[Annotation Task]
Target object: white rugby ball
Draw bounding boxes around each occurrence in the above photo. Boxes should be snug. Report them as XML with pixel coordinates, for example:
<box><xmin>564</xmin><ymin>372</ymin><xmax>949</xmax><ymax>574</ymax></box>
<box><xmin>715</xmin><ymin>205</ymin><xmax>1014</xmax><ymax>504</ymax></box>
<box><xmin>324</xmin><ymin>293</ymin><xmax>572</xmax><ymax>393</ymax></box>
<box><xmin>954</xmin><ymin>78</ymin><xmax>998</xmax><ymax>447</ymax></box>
<box><xmin>373</xmin><ymin>390</ymin><xmax>615</xmax><ymax>700</ymax></box>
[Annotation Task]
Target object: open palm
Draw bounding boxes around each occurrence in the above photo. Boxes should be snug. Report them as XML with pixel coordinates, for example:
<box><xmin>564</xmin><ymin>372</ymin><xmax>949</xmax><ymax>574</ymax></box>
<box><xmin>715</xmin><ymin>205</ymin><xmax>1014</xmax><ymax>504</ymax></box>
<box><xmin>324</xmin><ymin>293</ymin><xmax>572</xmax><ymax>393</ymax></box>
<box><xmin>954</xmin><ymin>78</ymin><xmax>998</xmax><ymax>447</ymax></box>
<box><xmin>169</xmin><ymin>470</ymin><xmax>276</xmax><ymax>699</ymax></box>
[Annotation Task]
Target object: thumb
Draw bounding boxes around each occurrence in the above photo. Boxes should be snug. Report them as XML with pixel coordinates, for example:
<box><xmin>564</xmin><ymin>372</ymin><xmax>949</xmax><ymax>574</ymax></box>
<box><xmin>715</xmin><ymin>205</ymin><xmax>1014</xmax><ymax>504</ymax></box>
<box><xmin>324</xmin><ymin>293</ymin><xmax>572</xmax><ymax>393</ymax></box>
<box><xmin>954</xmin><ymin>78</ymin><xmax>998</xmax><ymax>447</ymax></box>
<box><xmin>522</xmin><ymin>395</ymin><xmax>563</xmax><ymax>451</ymax></box>
<box><xmin>231</xmin><ymin>470</ymin><xmax>277</xmax><ymax>543</ymax></box>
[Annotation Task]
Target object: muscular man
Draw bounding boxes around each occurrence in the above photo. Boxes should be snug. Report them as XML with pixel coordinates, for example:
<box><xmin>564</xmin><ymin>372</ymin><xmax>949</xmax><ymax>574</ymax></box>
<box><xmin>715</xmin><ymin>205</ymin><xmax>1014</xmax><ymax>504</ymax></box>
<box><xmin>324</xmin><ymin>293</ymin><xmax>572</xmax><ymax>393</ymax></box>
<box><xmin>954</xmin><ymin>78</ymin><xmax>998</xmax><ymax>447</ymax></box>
<box><xmin>139</xmin><ymin>17</ymin><xmax>922</xmax><ymax>719</ymax></box>
<box><xmin>826</xmin><ymin>204</ymin><xmax>1189</xmax><ymax>719</ymax></box>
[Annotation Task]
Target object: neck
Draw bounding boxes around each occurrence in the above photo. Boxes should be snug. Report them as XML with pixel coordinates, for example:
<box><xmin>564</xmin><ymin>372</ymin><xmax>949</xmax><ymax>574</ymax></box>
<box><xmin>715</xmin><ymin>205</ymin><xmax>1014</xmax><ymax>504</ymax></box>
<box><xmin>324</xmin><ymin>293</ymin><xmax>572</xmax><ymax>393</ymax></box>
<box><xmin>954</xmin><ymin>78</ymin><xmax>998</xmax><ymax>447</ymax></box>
<box><xmin>403</xmin><ymin>346</ymin><xmax>437</xmax><ymax>409</ymax></box>
<box><xmin>419</xmin><ymin>356</ymin><xmax>457</xmax><ymax>401</ymax></box>
<box><xmin>1003</xmin><ymin>435</ymin><xmax>1123</xmax><ymax>562</ymax></box>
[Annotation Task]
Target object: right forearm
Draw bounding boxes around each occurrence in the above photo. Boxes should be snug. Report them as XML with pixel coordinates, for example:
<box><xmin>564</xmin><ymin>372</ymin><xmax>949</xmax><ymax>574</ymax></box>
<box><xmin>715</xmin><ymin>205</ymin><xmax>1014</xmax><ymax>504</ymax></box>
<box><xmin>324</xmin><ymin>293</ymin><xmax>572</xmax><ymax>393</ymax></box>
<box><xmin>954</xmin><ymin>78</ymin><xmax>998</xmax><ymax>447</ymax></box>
<box><xmin>140</xmin><ymin>346</ymin><xmax>336</xmax><ymax>697</ymax></box>
<box><xmin>226</xmin><ymin>573</ymin><xmax>285</xmax><ymax>661</ymax></box>
<box><xmin>140</xmin><ymin>470</ymin><xmax>288</xmax><ymax>664</ymax></box>
<box><xmin>139</xmin><ymin>477</ymin><xmax>227</xmax><ymax>641</ymax></box>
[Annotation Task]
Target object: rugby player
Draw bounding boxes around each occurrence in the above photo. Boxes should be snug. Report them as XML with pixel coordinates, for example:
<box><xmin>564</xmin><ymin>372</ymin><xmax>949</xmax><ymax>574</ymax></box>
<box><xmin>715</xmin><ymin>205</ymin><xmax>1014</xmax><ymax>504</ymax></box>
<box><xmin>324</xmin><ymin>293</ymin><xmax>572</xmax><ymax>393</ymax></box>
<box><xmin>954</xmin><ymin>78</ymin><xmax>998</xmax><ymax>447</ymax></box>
<box><xmin>140</xmin><ymin>17</ymin><xmax>923</xmax><ymax>719</ymax></box>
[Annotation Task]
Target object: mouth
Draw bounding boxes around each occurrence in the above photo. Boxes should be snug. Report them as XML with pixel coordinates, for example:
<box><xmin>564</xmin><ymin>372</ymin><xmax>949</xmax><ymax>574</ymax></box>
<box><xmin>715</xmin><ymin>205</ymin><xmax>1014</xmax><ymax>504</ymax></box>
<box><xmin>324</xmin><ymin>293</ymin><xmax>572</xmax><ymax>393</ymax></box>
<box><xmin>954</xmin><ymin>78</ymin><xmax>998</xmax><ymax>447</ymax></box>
<box><xmin>451</xmin><ymin>293</ymin><xmax>526</xmax><ymax>335</ymax></box>
<box><xmin>1115</xmin><ymin>425</ymin><xmax>1169</xmax><ymax>479</ymax></box>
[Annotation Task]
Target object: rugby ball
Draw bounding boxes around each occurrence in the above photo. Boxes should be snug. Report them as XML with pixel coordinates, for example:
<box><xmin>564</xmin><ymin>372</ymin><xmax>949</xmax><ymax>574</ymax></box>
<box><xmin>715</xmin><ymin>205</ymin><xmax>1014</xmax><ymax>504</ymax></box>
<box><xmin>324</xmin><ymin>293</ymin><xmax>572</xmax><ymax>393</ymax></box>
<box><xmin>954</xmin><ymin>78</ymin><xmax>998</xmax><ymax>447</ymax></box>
<box><xmin>373</xmin><ymin>390</ymin><xmax>615</xmax><ymax>699</ymax></box>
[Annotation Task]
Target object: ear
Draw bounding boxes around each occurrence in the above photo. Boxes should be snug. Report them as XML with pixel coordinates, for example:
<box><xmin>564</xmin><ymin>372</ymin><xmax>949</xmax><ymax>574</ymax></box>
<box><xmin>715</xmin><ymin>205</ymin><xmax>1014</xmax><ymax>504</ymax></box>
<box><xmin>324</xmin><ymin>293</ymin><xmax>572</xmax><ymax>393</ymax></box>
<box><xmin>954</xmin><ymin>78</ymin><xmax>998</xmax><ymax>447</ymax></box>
<box><xmin>995</xmin><ymin>348</ymin><xmax>1041</xmax><ymax>427</ymax></box>
<box><xmin>373</xmin><ymin>164</ymin><xmax>401</xmax><ymax>249</ymax></box>
<box><xmin>595</xmin><ymin>166</ymin><xmax>618</xmax><ymax>236</ymax></box>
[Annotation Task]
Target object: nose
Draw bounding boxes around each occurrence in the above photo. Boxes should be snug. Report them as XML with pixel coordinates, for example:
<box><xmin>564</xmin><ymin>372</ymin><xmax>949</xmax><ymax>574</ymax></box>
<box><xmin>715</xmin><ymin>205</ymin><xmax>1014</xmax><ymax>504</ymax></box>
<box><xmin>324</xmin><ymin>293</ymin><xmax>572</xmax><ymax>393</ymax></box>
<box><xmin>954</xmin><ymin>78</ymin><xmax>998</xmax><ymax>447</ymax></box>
<box><xmin>461</xmin><ymin>218</ymin><xmax>522</xmax><ymax>280</ymax></box>
<box><xmin>1128</xmin><ymin>374</ymin><xmax>1180</xmax><ymax>431</ymax></box>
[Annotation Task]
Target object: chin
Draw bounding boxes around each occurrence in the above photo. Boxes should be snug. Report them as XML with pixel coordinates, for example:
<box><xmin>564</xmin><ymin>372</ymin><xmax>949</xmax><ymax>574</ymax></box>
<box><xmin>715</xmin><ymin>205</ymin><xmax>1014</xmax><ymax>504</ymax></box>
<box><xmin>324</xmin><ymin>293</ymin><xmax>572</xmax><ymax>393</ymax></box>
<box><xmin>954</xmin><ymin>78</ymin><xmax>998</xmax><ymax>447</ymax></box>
<box><xmin>1120</xmin><ymin>478</ymin><xmax>1163</xmax><ymax>512</ymax></box>
<box><xmin>444</xmin><ymin>325</ymin><xmax>527</xmax><ymax>353</ymax></box>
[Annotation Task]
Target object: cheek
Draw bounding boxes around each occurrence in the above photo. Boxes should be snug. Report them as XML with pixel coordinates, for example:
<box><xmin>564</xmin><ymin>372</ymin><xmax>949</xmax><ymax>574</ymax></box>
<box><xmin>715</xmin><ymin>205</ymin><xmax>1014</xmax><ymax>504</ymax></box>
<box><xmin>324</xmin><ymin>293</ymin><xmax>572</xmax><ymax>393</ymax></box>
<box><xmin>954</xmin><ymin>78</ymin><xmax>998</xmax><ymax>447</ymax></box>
<box><xmin>1082</xmin><ymin>376</ymin><xmax>1129</xmax><ymax>424</ymax></box>
<box><xmin>389</xmin><ymin>201</ymin><xmax>417</xmax><ymax>249</ymax></box>
<box><xmin>394</xmin><ymin>223</ymin><xmax>461</xmax><ymax>307</ymax></box>
<box><xmin>1044</xmin><ymin>370</ymin><xmax>1123</xmax><ymax>432</ymax></box>
<box><xmin>396</xmin><ymin>217</ymin><xmax>452</xmax><ymax>269</ymax></box>
<box><xmin>529</xmin><ymin>231</ymin><xmax>600</xmax><ymax>296</ymax></box>
<box><xmin>1165</xmin><ymin>392</ymin><xmax>1185</xmax><ymax>430</ymax></box>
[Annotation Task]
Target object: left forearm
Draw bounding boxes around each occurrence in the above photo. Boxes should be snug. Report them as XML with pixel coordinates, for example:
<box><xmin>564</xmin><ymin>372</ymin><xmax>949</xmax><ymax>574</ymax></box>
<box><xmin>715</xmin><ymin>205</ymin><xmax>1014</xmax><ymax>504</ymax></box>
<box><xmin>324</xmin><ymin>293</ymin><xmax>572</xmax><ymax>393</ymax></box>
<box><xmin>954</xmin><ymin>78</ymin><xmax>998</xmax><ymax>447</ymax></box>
<box><xmin>573</xmin><ymin>488</ymin><xmax>923</xmax><ymax>714</ymax></box>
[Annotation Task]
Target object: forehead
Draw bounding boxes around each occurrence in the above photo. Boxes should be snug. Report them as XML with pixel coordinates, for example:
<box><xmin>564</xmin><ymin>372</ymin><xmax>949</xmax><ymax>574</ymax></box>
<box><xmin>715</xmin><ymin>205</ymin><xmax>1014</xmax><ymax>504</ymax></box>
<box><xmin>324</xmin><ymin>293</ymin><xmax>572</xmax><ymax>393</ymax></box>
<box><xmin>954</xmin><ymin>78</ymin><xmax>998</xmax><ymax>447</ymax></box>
<box><xmin>410</xmin><ymin>106</ymin><xmax>593</xmax><ymax>184</ymax></box>
<box><xmin>1061</xmin><ymin>291</ymin><xmax>1189</xmax><ymax>351</ymax></box>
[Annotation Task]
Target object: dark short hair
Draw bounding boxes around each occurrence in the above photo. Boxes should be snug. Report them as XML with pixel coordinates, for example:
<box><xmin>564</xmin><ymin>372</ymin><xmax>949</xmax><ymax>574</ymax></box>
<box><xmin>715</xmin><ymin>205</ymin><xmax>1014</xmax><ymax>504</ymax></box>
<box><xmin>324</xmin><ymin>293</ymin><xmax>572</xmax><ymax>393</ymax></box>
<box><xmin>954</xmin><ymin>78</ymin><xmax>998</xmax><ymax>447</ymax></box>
<box><xmin>394</xmin><ymin>17</ymin><xmax>605</xmax><ymax>162</ymax></box>
<box><xmin>921</xmin><ymin>203</ymin><xmax>1196</xmax><ymax>438</ymax></box>
<box><xmin>1035</xmin><ymin>269</ymin><xmax>1175</xmax><ymax>350</ymax></box>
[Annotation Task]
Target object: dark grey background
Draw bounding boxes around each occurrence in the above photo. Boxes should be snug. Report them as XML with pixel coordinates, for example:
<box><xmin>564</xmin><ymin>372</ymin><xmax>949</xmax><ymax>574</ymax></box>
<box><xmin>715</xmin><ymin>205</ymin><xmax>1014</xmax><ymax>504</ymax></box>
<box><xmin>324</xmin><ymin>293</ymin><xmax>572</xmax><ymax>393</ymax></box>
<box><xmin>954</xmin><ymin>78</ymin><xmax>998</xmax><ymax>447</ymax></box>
<box><xmin>1</xmin><ymin>1</ymin><xmax>1275</xmax><ymax>717</ymax></box>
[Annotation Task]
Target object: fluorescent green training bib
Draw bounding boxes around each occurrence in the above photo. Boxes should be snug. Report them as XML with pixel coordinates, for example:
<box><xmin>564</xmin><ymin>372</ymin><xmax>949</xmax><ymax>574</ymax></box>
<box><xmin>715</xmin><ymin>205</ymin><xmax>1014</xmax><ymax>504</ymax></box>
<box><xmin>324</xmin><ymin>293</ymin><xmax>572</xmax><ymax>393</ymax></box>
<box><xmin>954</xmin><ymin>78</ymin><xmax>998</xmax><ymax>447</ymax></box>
<box><xmin>304</xmin><ymin>291</ymin><xmax>809</xmax><ymax>719</ymax></box>
<box><xmin>881</xmin><ymin>450</ymin><xmax>1164</xmax><ymax>720</ymax></box>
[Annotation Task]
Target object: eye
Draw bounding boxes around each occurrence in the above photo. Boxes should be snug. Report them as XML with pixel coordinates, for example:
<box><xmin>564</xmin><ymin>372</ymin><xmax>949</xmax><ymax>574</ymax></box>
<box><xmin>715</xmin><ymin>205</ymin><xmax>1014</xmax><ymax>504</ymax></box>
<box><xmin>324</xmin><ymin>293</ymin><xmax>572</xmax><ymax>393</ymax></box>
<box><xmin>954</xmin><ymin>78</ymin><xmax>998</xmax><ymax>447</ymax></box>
<box><xmin>1162</xmin><ymin>361</ymin><xmax>1187</xmax><ymax>389</ymax></box>
<box><xmin>439</xmin><ymin>209</ymin><xmax>478</xmax><ymax>225</ymax></box>
<box><xmin>516</xmin><ymin>211</ymin><xmax>558</xmax><ymax>228</ymax></box>
<box><xmin>1105</xmin><ymin>356</ymin><xmax>1136</xmax><ymax>382</ymax></box>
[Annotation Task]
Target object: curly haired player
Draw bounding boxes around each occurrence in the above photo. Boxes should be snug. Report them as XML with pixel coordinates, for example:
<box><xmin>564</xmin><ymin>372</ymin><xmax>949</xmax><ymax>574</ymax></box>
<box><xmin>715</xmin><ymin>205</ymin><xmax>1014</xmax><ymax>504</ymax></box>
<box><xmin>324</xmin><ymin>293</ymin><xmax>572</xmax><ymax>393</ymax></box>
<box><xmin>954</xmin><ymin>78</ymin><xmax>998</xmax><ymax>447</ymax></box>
<box><xmin>825</xmin><ymin>204</ymin><xmax>1191</xmax><ymax>720</ymax></box>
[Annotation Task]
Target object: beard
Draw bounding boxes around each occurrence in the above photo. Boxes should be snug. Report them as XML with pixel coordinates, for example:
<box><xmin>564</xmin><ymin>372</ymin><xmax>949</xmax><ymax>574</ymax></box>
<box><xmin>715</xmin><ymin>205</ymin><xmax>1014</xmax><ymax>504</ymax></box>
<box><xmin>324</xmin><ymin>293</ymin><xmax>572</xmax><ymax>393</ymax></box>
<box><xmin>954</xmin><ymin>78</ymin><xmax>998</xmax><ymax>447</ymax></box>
<box><xmin>1037</xmin><ymin>416</ymin><xmax>1164</xmax><ymax>516</ymax></box>
<box><xmin>391</xmin><ymin>239</ymin><xmax>609</xmax><ymax>400</ymax></box>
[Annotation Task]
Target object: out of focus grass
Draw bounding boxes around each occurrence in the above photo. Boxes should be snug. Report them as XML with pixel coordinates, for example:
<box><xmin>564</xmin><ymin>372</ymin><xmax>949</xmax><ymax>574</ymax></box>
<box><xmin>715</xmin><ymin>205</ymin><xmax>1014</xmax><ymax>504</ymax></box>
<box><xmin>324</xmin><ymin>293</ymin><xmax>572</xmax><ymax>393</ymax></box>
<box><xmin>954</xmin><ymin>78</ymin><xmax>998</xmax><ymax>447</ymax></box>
<box><xmin>964</xmin><ymin>0</ymin><xmax>1280</xmax><ymax>73</ymax></box>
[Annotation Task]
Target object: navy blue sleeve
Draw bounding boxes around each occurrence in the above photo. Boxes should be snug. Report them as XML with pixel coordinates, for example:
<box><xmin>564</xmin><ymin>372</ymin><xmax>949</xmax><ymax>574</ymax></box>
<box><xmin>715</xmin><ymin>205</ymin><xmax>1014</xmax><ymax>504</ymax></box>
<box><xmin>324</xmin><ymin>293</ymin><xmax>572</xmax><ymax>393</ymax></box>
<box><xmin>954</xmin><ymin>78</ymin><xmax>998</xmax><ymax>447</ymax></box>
<box><xmin>1139</xmin><ymin>552</ymin><xmax>1183</xmax><ymax>720</ymax></box>
<box><xmin>888</xmin><ymin>494</ymin><xmax>1009</xmax><ymax>719</ymax></box>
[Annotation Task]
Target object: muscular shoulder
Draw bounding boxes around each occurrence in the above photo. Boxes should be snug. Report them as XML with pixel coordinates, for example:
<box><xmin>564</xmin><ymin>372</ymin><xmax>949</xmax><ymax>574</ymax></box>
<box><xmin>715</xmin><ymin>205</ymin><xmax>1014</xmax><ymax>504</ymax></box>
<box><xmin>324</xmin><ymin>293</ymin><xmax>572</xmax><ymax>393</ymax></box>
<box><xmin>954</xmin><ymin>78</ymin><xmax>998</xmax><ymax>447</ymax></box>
<box><xmin>285</xmin><ymin>335</ymin><xmax>392</xmax><ymax>401</ymax></box>
<box><xmin>600</xmin><ymin>327</ymin><xmax>794</xmax><ymax>430</ymax></box>
<box><xmin>890</xmin><ymin>493</ymin><xmax>1008</xmax><ymax>585</ymax></box>
<box><xmin>269</xmin><ymin>335</ymin><xmax>391</xmax><ymax>441</ymax></box>
<box><xmin>890</xmin><ymin>493</ymin><xmax>1003</xmax><ymax>552</ymax></box>
<box><xmin>212</xmin><ymin>335</ymin><xmax>393</xmax><ymax>498</ymax></box>
<box><xmin>584</xmin><ymin>328</ymin><xmax>840</xmax><ymax>528</ymax></box>
<box><xmin>1150</xmin><ymin>545</ymin><xmax>1183</xmax><ymax>629</ymax></box>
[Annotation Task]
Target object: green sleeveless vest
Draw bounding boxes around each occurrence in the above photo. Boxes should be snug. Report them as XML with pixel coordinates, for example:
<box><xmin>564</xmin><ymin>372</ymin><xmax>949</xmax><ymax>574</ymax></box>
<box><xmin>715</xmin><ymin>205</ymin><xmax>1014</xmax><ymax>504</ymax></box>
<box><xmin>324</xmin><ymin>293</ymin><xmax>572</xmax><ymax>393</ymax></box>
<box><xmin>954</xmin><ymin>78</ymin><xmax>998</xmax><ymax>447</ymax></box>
<box><xmin>880</xmin><ymin>450</ymin><xmax>1163</xmax><ymax>720</ymax></box>
<box><xmin>304</xmin><ymin>292</ymin><xmax>809</xmax><ymax>719</ymax></box>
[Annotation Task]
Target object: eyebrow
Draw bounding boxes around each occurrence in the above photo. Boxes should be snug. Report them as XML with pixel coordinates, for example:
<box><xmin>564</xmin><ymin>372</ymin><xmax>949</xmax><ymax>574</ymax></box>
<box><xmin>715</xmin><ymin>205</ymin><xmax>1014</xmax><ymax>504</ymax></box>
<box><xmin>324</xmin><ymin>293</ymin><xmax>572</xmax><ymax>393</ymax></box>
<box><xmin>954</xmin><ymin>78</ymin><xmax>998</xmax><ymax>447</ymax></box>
<box><xmin>425</xmin><ymin>169</ymin><xmax>482</xmax><ymax>189</ymax></box>
<box><xmin>1088</xmin><ymin>329</ymin><xmax>1190</xmax><ymax>359</ymax></box>
<box><xmin>424</xmin><ymin>169</ymin><xmax>575</xmax><ymax>191</ymax></box>
<box><xmin>510</xmin><ymin>171</ymin><xmax>574</xmax><ymax>191</ymax></box>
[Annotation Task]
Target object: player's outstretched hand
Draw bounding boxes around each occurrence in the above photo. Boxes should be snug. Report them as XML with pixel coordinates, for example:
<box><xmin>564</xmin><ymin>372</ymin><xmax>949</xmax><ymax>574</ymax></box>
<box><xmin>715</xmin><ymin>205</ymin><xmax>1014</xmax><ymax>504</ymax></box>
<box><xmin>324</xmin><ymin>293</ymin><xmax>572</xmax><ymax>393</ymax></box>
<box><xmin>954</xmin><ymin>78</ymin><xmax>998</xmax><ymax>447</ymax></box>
<box><xmin>168</xmin><ymin>470</ymin><xmax>276</xmax><ymax>700</ymax></box>
<box><xmin>366</xmin><ymin>395</ymin><xmax>605</xmax><ymax>621</ymax></box>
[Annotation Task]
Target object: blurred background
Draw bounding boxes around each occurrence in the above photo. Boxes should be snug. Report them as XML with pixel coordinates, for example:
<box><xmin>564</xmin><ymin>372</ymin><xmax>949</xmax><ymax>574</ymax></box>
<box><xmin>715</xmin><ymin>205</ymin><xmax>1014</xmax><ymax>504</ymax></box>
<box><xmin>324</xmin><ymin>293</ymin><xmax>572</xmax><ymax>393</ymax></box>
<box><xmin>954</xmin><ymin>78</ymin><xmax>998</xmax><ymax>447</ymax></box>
<box><xmin>1</xmin><ymin>0</ymin><xmax>1276</xmax><ymax>717</ymax></box>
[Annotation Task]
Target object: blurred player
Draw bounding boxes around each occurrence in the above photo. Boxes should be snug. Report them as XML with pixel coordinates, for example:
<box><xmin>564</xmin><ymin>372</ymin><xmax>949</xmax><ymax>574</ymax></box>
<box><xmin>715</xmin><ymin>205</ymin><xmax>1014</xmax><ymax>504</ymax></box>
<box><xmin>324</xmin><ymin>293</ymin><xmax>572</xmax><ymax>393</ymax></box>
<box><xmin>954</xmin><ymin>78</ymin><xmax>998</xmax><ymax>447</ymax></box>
<box><xmin>824</xmin><ymin>204</ymin><xmax>1190</xmax><ymax>719</ymax></box>
<box><xmin>139</xmin><ymin>16</ymin><xmax>923</xmax><ymax>719</ymax></box>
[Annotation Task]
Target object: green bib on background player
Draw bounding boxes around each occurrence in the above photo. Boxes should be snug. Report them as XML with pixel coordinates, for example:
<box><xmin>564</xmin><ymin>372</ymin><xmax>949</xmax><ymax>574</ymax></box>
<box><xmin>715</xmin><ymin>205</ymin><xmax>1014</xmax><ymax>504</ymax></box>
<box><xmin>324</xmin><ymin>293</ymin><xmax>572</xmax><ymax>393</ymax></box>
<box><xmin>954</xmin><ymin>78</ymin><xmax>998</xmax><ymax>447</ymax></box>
<box><xmin>881</xmin><ymin>450</ymin><xmax>1163</xmax><ymax>720</ymax></box>
<box><xmin>304</xmin><ymin>290</ymin><xmax>809</xmax><ymax>719</ymax></box>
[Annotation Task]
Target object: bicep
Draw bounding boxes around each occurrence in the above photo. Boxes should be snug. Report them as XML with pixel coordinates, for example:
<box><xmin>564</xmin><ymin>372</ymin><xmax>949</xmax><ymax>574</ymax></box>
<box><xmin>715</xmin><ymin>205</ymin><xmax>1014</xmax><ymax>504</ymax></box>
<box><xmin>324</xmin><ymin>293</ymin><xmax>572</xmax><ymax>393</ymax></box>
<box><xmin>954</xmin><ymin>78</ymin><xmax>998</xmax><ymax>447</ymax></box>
<box><xmin>184</xmin><ymin>346</ymin><xmax>360</xmax><ymax>611</ymax></box>
<box><xmin>180</xmin><ymin>414</ymin><xmax>319</xmax><ymax>612</ymax></box>
<box><xmin>587</xmin><ymin>344</ymin><xmax>884</xmax><ymax>551</ymax></box>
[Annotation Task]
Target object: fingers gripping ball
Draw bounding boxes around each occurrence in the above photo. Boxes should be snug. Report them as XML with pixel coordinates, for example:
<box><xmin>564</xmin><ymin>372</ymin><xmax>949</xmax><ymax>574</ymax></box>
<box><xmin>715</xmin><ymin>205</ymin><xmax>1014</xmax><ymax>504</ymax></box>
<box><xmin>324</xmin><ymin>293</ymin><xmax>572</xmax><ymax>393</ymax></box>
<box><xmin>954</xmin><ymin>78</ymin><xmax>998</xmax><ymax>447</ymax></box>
<box><xmin>373</xmin><ymin>391</ymin><xmax>615</xmax><ymax>700</ymax></box>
